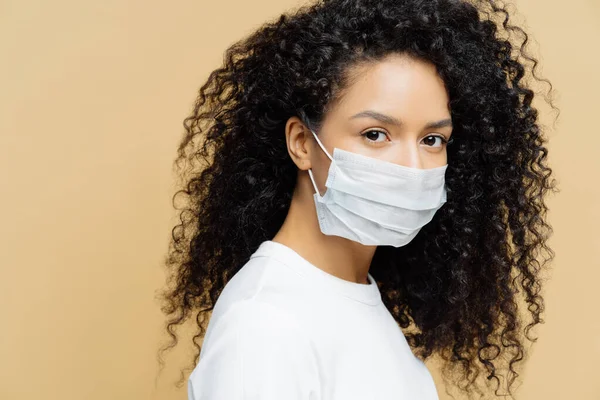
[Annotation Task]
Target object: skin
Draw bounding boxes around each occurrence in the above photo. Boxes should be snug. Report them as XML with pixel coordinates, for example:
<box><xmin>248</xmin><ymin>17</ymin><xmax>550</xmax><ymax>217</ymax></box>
<box><xmin>272</xmin><ymin>53</ymin><xmax>454</xmax><ymax>285</ymax></box>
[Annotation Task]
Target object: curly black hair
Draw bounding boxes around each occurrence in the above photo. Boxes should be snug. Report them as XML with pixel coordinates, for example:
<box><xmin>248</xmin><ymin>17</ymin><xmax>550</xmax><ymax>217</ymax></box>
<box><xmin>156</xmin><ymin>0</ymin><xmax>559</xmax><ymax>398</ymax></box>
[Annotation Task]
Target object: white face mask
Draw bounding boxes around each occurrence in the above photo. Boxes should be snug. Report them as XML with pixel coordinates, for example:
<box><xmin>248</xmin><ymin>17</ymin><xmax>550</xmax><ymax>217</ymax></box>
<box><xmin>306</xmin><ymin>127</ymin><xmax>448</xmax><ymax>247</ymax></box>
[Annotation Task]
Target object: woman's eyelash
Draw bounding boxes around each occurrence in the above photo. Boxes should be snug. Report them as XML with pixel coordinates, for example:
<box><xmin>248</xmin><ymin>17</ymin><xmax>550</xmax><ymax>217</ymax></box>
<box><xmin>360</xmin><ymin>130</ymin><xmax>388</xmax><ymax>142</ymax></box>
<box><xmin>360</xmin><ymin>130</ymin><xmax>453</xmax><ymax>145</ymax></box>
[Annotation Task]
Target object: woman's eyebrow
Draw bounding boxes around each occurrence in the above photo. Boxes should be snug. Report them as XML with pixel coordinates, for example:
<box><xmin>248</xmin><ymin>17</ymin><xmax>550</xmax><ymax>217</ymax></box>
<box><xmin>350</xmin><ymin>110</ymin><xmax>402</xmax><ymax>126</ymax></box>
<box><xmin>424</xmin><ymin>118</ymin><xmax>453</xmax><ymax>129</ymax></box>
<box><xmin>349</xmin><ymin>110</ymin><xmax>453</xmax><ymax>129</ymax></box>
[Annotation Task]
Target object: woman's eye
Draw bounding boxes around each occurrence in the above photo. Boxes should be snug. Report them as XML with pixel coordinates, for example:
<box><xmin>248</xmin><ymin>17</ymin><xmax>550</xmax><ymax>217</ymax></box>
<box><xmin>422</xmin><ymin>135</ymin><xmax>448</xmax><ymax>148</ymax></box>
<box><xmin>361</xmin><ymin>130</ymin><xmax>388</xmax><ymax>143</ymax></box>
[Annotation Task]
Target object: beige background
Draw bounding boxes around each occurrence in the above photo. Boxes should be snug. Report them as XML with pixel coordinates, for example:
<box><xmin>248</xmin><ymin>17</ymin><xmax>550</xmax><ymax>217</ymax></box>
<box><xmin>1</xmin><ymin>0</ymin><xmax>599</xmax><ymax>399</ymax></box>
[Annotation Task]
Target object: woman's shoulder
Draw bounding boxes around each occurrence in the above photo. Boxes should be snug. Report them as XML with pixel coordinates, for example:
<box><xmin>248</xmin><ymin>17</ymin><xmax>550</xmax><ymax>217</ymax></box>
<box><xmin>211</xmin><ymin>248</ymin><xmax>307</xmax><ymax>317</ymax></box>
<box><xmin>209</xmin><ymin>296</ymin><xmax>305</xmax><ymax>341</ymax></box>
<box><xmin>189</xmin><ymin>297</ymin><xmax>320</xmax><ymax>400</ymax></box>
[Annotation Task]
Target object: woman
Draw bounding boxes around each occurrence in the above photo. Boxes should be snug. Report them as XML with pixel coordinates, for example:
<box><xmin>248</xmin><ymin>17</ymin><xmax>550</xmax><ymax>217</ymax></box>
<box><xmin>158</xmin><ymin>0</ymin><xmax>558</xmax><ymax>399</ymax></box>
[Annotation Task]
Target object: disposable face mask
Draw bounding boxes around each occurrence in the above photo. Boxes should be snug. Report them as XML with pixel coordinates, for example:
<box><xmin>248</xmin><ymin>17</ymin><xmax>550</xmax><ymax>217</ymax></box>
<box><xmin>306</xmin><ymin>128</ymin><xmax>448</xmax><ymax>247</ymax></box>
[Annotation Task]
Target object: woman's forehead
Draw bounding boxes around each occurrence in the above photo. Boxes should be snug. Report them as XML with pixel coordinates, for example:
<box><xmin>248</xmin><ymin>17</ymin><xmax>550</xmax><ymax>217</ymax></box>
<box><xmin>329</xmin><ymin>55</ymin><xmax>451</xmax><ymax>127</ymax></box>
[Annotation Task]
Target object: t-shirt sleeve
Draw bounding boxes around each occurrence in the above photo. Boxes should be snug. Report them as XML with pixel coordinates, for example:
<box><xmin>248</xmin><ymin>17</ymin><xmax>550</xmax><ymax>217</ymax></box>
<box><xmin>187</xmin><ymin>299</ymin><xmax>321</xmax><ymax>400</ymax></box>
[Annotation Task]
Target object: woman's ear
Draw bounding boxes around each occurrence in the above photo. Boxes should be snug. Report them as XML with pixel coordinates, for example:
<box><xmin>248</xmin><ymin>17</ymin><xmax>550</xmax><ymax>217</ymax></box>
<box><xmin>284</xmin><ymin>116</ymin><xmax>312</xmax><ymax>171</ymax></box>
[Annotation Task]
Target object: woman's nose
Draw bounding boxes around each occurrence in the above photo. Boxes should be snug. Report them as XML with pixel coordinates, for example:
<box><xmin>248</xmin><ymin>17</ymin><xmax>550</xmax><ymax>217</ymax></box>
<box><xmin>393</xmin><ymin>144</ymin><xmax>425</xmax><ymax>169</ymax></box>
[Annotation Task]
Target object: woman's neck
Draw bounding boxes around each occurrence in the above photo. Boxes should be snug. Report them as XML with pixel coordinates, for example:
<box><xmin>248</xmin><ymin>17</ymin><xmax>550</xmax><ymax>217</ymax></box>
<box><xmin>271</xmin><ymin>177</ymin><xmax>376</xmax><ymax>285</ymax></box>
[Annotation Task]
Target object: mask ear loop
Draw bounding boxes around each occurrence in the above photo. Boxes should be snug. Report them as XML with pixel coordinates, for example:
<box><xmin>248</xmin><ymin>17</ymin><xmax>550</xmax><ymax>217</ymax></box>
<box><xmin>309</xmin><ymin>128</ymin><xmax>334</xmax><ymax>162</ymax></box>
<box><xmin>306</xmin><ymin>128</ymin><xmax>333</xmax><ymax>197</ymax></box>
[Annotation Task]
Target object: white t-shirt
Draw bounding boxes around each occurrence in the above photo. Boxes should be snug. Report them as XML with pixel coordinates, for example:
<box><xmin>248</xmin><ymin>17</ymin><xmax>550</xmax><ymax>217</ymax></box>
<box><xmin>188</xmin><ymin>240</ymin><xmax>439</xmax><ymax>400</ymax></box>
